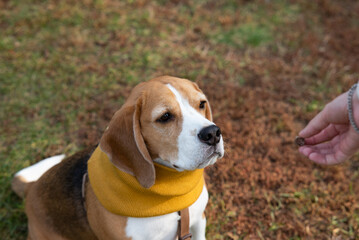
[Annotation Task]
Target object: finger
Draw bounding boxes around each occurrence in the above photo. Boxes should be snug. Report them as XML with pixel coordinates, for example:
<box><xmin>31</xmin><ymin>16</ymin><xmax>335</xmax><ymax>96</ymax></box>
<box><xmin>298</xmin><ymin>146</ymin><xmax>315</xmax><ymax>157</ymax></box>
<box><xmin>316</xmin><ymin>147</ymin><xmax>335</xmax><ymax>155</ymax></box>
<box><xmin>299</xmin><ymin>145</ymin><xmax>334</xmax><ymax>158</ymax></box>
<box><xmin>299</xmin><ymin>133</ymin><xmax>351</xmax><ymax>165</ymax></box>
<box><xmin>299</xmin><ymin>135</ymin><xmax>343</xmax><ymax>156</ymax></box>
<box><xmin>307</xmin><ymin>152</ymin><xmax>339</xmax><ymax>165</ymax></box>
<box><xmin>300</xmin><ymin>140</ymin><xmax>333</xmax><ymax>151</ymax></box>
<box><xmin>299</xmin><ymin>107</ymin><xmax>330</xmax><ymax>138</ymax></box>
<box><xmin>304</xmin><ymin>124</ymin><xmax>341</xmax><ymax>145</ymax></box>
<box><xmin>309</xmin><ymin>150</ymin><xmax>348</xmax><ymax>165</ymax></box>
<box><xmin>305</xmin><ymin>142</ymin><xmax>348</xmax><ymax>164</ymax></box>
<box><xmin>299</xmin><ymin>93</ymin><xmax>348</xmax><ymax>138</ymax></box>
<box><xmin>307</xmin><ymin>152</ymin><xmax>330</xmax><ymax>164</ymax></box>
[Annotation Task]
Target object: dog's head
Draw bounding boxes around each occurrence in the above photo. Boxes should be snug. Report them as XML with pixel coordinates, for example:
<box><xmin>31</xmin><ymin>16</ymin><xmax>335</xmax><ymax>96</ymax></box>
<box><xmin>100</xmin><ymin>76</ymin><xmax>224</xmax><ymax>188</ymax></box>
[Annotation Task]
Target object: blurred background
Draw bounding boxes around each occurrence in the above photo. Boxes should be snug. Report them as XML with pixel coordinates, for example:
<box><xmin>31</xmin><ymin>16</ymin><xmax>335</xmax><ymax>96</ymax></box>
<box><xmin>1</xmin><ymin>0</ymin><xmax>359</xmax><ymax>239</ymax></box>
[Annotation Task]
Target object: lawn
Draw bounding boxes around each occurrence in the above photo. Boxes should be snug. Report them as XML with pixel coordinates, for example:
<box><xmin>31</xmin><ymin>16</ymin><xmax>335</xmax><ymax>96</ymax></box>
<box><xmin>1</xmin><ymin>0</ymin><xmax>359</xmax><ymax>239</ymax></box>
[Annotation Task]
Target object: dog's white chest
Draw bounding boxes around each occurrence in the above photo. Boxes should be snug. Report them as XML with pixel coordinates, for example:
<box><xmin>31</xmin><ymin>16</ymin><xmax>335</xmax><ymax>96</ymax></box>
<box><xmin>125</xmin><ymin>186</ymin><xmax>208</xmax><ymax>240</ymax></box>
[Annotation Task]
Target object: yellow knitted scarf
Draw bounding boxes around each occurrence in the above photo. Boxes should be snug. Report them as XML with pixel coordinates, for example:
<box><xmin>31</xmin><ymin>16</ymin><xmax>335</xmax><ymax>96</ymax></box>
<box><xmin>87</xmin><ymin>147</ymin><xmax>204</xmax><ymax>217</ymax></box>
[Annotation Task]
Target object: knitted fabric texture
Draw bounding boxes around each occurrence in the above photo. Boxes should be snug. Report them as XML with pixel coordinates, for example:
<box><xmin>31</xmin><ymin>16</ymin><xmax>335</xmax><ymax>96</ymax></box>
<box><xmin>88</xmin><ymin>146</ymin><xmax>204</xmax><ymax>217</ymax></box>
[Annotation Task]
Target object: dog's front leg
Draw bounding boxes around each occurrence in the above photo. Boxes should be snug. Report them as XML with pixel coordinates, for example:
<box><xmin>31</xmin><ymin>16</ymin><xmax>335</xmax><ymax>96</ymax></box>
<box><xmin>188</xmin><ymin>186</ymin><xmax>208</xmax><ymax>240</ymax></box>
<box><xmin>190</xmin><ymin>214</ymin><xmax>207</xmax><ymax>240</ymax></box>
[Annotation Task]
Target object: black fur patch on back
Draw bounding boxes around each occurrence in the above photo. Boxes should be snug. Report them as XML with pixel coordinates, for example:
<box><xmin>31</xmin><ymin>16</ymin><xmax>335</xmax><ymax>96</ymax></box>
<box><xmin>35</xmin><ymin>146</ymin><xmax>97</xmax><ymax>239</ymax></box>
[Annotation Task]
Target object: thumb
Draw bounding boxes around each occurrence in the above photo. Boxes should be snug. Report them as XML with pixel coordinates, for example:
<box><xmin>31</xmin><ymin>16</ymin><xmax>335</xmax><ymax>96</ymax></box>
<box><xmin>299</xmin><ymin>106</ymin><xmax>330</xmax><ymax>138</ymax></box>
<box><xmin>300</xmin><ymin>93</ymin><xmax>348</xmax><ymax>138</ymax></box>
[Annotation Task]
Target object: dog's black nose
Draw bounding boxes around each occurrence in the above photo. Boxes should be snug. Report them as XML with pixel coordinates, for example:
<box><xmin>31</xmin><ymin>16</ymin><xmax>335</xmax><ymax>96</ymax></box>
<box><xmin>198</xmin><ymin>125</ymin><xmax>221</xmax><ymax>146</ymax></box>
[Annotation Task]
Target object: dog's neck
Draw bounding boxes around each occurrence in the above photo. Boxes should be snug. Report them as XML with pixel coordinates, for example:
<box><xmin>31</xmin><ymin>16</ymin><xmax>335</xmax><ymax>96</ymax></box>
<box><xmin>87</xmin><ymin>146</ymin><xmax>204</xmax><ymax>217</ymax></box>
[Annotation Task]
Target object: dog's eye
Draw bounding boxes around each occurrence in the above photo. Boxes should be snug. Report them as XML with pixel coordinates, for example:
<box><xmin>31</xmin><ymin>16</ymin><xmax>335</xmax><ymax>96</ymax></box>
<box><xmin>199</xmin><ymin>101</ymin><xmax>206</xmax><ymax>109</ymax></box>
<box><xmin>157</xmin><ymin>112</ymin><xmax>173</xmax><ymax>123</ymax></box>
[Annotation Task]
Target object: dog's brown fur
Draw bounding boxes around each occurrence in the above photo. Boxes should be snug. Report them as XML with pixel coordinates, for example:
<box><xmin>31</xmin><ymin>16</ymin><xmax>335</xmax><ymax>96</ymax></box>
<box><xmin>25</xmin><ymin>148</ymin><xmax>97</xmax><ymax>240</ymax></box>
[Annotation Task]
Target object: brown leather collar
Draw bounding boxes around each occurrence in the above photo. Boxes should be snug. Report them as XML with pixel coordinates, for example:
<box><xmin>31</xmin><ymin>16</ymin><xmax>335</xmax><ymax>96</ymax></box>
<box><xmin>177</xmin><ymin>208</ymin><xmax>192</xmax><ymax>240</ymax></box>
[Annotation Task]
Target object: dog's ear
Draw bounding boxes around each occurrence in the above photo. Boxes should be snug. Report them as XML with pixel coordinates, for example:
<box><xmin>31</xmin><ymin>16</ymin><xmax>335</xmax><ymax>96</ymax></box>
<box><xmin>99</xmin><ymin>96</ymin><xmax>155</xmax><ymax>188</ymax></box>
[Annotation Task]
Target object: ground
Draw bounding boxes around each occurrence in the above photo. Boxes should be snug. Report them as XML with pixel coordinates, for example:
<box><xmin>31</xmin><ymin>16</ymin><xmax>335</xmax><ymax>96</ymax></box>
<box><xmin>1</xmin><ymin>0</ymin><xmax>359</xmax><ymax>239</ymax></box>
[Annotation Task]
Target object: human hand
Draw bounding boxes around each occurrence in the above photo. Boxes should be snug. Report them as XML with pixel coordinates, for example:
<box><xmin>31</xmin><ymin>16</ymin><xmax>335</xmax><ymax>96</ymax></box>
<box><xmin>298</xmin><ymin>91</ymin><xmax>359</xmax><ymax>164</ymax></box>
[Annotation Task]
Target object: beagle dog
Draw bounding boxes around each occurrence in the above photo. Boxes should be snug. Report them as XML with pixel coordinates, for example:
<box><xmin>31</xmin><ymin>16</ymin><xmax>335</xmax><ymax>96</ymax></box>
<box><xmin>12</xmin><ymin>76</ymin><xmax>224</xmax><ymax>240</ymax></box>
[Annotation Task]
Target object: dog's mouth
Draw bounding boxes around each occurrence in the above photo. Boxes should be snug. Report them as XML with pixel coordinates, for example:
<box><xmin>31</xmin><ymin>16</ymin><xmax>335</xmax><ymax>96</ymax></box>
<box><xmin>166</xmin><ymin>144</ymin><xmax>224</xmax><ymax>171</ymax></box>
<box><xmin>172</xmin><ymin>154</ymin><xmax>219</xmax><ymax>171</ymax></box>
<box><xmin>196</xmin><ymin>151</ymin><xmax>222</xmax><ymax>169</ymax></box>
<box><xmin>204</xmin><ymin>144</ymin><xmax>224</xmax><ymax>159</ymax></box>
<box><xmin>211</xmin><ymin>151</ymin><xmax>223</xmax><ymax>159</ymax></box>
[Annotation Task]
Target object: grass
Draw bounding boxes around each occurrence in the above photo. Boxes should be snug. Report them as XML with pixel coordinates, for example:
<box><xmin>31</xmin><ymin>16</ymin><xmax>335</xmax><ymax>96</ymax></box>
<box><xmin>213</xmin><ymin>23</ymin><xmax>273</xmax><ymax>47</ymax></box>
<box><xmin>1</xmin><ymin>0</ymin><xmax>359</xmax><ymax>239</ymax></box>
